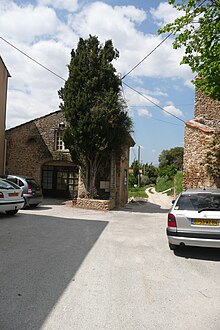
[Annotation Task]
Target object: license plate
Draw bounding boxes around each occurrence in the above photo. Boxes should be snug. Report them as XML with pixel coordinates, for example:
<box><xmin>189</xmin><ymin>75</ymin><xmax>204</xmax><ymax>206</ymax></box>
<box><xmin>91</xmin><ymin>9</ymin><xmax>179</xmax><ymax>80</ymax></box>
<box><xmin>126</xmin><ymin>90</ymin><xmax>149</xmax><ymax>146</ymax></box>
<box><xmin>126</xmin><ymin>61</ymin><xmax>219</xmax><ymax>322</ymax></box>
<box><xmin>9</xmin><ymin>192</ymin><xmax>18</xmax><ymax>197</ymax></box>
<box><xmin>191</xmin><ymin>219</ymin><xmax>219</xmax><ymax>226</ymax></box>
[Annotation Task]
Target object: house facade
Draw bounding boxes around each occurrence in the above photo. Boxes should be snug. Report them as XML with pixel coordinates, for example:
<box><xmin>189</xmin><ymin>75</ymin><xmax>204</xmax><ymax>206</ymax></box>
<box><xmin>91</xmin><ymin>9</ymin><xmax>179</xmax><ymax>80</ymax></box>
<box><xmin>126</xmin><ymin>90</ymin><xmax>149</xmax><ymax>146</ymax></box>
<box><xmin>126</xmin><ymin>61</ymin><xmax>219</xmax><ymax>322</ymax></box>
<box><xmin>0</xmin><ymin>57</ymin><xmax>10</xmax><ymax>175</ymax></box>
<box><xmin>6</xmin><ymin>110</ymin><xmax>134</xmax><ymax>208</ymax></box>
<box><xmin>183</xmin><ymin>89</ymin><xmax>220</xmax><ymax>189</ymax></box>
<box><xmin>6</xmin><ymin>111</ymin><xmax>79</xmax><ymax>199</ymax></box>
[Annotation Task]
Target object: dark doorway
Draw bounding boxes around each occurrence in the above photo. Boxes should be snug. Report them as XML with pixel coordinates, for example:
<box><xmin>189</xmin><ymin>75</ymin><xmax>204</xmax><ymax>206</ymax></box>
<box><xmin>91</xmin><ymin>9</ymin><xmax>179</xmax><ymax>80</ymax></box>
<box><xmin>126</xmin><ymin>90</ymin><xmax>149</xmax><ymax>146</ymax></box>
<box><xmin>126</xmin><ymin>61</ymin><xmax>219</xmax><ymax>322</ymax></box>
<box><xmin>42</xmin><ymin>165</ymin><xmax>79</xmax><ymax>198</ymax></box>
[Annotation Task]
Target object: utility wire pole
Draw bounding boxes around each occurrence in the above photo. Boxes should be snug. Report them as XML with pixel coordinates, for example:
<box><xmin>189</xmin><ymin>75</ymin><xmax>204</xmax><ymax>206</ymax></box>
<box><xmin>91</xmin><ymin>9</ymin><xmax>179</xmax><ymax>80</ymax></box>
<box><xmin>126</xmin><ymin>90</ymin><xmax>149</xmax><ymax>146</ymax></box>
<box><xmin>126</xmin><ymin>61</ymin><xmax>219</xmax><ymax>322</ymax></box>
<box><xmin>138</xmin><ymin>145</ymin><xmax>141</xmax><ymax>187</ymax></box>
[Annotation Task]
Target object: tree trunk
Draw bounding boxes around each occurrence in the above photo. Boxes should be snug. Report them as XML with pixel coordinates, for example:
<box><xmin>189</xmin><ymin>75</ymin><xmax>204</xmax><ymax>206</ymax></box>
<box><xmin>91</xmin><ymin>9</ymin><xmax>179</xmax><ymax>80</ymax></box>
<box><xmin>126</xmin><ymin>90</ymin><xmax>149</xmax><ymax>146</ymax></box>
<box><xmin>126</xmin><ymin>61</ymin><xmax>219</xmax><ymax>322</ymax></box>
<box><xmin>86</xmin><ymin>157</ymin><xmax>98</xmax><ymax>199</ymax></box>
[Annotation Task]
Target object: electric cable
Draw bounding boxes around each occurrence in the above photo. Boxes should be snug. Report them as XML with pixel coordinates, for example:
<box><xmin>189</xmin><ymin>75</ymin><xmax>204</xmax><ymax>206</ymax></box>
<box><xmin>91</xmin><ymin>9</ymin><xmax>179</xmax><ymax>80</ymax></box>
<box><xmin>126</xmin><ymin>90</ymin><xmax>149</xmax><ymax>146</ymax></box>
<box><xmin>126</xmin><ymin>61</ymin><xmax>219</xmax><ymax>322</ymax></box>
<box><xmin>121</xmin><ymin>33</ymin><xmax>172</xmax><ymax>80</ymax></box>
<box><xmin>0</xmin><ymin>36</ymin><xmax>66</xmax><ymax>82</ymax></box>
<box><xmin>123</xmin><ymin>81</ymin><xmax>185</xmax><ymax>124</ymax></box>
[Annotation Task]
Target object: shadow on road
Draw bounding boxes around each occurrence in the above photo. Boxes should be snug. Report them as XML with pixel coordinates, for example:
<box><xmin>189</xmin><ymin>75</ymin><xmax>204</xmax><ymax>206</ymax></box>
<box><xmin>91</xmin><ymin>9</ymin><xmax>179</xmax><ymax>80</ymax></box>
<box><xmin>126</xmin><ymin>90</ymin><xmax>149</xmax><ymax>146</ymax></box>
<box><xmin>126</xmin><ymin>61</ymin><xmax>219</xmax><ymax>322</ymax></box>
<box><xmin>118</xmin><ymin>201</ymin><xmax>170</xmax><ymax>214</ymax></box>
<box><xmin>0</xmin><ymin>213</ymin><xmax>108</xmax><ymax>329</ymax></box>
<box><xmin>174</xmin><ymin>246</ymin><xmax>220</xmax><ymax>261</ymax></box>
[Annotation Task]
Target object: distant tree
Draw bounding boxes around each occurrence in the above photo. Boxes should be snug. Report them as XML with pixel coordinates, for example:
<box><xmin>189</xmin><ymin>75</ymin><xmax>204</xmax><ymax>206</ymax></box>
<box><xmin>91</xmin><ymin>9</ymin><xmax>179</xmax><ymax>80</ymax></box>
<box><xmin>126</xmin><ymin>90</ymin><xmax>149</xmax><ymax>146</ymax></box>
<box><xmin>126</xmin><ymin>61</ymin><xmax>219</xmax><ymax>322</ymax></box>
<box><xmin>144</xmin><ymin>163</ymin><xmax>158</xmax><ymax>184</ymax></box>
<box><xmin>158</xmin><ymin>0</ymin><xmax>220</xmax><ymax>100</ymax></box>
<box><xmin>58</xmin><ymin>35</ymin><xmax>132</xmax><ymax>198</ymax></box>
<box><xmin>130</xmin><ymin>160</ymin><xmax>140</xmax><ymax>180</ymax></box>
<box><xmin>128</xmin><ymin>173</ymin><xmax>137</xmax><ymax>188</ymax></box>
<box><xmin>158</xmin><ymin>147</ymin><xmax>184</xmax><ymax>172</ymax></box>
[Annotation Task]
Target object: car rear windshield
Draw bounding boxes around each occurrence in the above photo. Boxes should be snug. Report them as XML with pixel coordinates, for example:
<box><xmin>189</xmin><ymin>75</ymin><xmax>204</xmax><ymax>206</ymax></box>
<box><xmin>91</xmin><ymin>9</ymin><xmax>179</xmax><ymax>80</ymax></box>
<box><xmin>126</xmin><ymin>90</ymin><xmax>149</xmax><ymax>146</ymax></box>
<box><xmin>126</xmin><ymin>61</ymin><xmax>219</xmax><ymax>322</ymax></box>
<box><xmin>175</xmin><ymin>193</ymin><xmax>220</xmax><ymax>211</ymax></box>
<box><xmin>0</xmin><ymin>179</ymin><xmax>19</xmax><ymax>190</ymax></box>
<box><xmin>26</xmin><ymin>179</ymin><xmax>41</xmax><ymax>189</ymax></box>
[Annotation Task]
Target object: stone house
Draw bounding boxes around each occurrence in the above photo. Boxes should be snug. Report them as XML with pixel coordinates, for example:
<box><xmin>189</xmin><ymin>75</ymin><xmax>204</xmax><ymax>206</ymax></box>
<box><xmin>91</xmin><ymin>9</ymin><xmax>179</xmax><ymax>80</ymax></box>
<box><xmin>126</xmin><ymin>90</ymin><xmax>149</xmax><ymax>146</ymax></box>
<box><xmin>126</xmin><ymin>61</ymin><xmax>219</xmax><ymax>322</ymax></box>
<box><xmin>0</xmin><ymin>57</ymin><xmax>10</xmax><ymax>175</ymax></box>
<box><xmin>183</xmin><ymin>89</ymin><xmax>220</xmax><ymax>189</ymax></box>
<box><xmin>6</xmin><ymin>110</ymin><xmax>134</xmax><ymax>209</ymax></box>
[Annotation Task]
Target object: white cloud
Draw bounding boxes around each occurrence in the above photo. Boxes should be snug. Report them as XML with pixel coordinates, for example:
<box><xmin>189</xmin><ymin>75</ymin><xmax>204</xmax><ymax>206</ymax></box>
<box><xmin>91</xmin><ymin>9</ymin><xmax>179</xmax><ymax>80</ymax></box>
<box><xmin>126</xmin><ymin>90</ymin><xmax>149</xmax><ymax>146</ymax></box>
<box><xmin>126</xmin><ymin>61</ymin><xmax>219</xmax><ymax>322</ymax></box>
<box><xmin>124</xmin><ymin>86</ymin><xmax>160</xmax><ymax>108</ymax></box>
<box><xmin>163</xmin><ymin>104</ymin><xmax>184</xmax><ymax>118</ymax></box>
<box><xmin>137</xmin><ymin>108</ymin><xmax>152</xmax><ymax>117</ymax></box>
<box><xmin>37</xmin><ymin>0</ymin><xmax>78</xmax><ymax>12</ymax></box>
<box><xmin>0</xmin><ymin>3</ymin><xmax>59</xmax><ymax>43</ymax></box>
<box><xmin>115</xmin><ymin>5</ymin><xmax>147</xmax><ymax>23</ymax></box>
<box><xmin>0</xmin><ymin>0</ymin><xmax>194</xmax><ymax>129</ymax></box>
<box><xmin>150</xmin><ymin>2</ymin><xmax>183</xmax><ymax>27</ymax></box>
<box><xmin>67</xmin><ymin>2</ymin><xmax>193</xmax><ymax>81</ymax></box>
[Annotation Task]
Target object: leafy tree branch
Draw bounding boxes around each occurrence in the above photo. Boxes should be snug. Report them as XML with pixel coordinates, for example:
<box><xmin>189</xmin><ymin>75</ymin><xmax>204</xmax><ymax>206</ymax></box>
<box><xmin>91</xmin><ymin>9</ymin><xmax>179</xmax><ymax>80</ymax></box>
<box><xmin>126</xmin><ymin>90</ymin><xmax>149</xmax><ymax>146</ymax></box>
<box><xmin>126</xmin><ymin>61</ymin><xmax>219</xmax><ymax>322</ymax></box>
<box><xmin>158</xmin><ymin>0</ymin><xmax>220</xmax><ymax>100</ymax></box>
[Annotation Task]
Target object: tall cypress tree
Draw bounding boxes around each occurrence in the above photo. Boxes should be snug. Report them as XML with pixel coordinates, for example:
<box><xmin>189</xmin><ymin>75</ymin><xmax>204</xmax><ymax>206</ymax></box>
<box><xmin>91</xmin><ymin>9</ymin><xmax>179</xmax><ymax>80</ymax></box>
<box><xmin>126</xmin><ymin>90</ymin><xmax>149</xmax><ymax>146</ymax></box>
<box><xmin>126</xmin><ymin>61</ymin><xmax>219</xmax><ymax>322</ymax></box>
<box><xmin>58</xmin><ymin>35</ymin><xmax>132</xmax><ymax>198</ymax></box>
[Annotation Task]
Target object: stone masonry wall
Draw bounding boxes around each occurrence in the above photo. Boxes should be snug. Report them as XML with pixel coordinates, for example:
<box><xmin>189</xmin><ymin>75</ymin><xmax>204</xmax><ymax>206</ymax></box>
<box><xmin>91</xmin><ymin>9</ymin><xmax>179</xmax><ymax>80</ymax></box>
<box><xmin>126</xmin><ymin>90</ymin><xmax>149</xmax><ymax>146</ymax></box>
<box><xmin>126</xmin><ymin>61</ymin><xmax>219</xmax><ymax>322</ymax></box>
<box><xmin>6</xmin><ymin>111</ymin><xmax>72</xmax><ymax>184</ymax></box>
<box><xmin>183</xmin><ymin>124</ymin><xmax>219</xmax><ymax>189</ymax></box>
<box><xmin>194</xmin><ymin>89</ymin><xmax>220</xmax><ymax>129</ymax></box>
<box><xmin>183</xmin><ymin>88</ymin><xmax>220</xmax><ymax>189</ymax></box>
<box><xmin>75</xmin><ymin>198</ymin><xmax>115</xmax><ymax>210</ymax></box>
<box><xmin>35</xmin><ymin>111</ymin><xmax>67</xmax><ymax>151</ymax></box>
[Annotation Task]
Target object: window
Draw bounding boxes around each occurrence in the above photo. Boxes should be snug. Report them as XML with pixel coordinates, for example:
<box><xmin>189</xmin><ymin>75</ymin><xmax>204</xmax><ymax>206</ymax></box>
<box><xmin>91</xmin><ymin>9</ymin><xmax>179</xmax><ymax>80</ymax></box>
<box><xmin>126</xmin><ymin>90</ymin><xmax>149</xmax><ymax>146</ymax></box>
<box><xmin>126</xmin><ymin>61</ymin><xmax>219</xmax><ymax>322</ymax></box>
<box><xmin>55</xmin><ymin>122</ymin><xmax>68</xmax><ymax>151</ymax></box>
<box><xmin>55</xmin><ymin>131</ymin><xmax>68</xmax><ymax>151</ymax></box>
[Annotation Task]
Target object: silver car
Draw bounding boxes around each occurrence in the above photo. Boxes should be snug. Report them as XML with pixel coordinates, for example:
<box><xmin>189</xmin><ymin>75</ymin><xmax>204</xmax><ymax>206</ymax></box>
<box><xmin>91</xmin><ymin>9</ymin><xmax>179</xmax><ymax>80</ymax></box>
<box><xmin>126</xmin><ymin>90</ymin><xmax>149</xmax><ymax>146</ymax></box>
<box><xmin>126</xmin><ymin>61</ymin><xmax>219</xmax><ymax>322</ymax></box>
<box><xmin>167</xmin><ymin>189</ymin><xmax>220</xmax><ymax>250</ymax></box>
<box><xmin>0</xmin><ymin>179</ymin><xmax>24</xmax><ymax>215</ymax></box>
<box><xmin>5</xmin><ymin>175</ymin><xmax>43</xmax><ymax>208</ymax></box>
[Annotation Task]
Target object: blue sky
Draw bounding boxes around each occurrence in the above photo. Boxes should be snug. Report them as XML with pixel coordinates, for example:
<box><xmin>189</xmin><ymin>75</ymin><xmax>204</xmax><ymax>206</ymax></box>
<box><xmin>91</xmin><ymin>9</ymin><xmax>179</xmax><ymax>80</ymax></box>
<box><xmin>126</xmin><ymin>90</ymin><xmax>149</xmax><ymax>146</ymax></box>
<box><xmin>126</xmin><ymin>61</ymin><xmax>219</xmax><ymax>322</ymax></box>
<box><xmin>0</xmin><ymin>0</ymin><xmax>195</xmax><ymax>165</ymax></box>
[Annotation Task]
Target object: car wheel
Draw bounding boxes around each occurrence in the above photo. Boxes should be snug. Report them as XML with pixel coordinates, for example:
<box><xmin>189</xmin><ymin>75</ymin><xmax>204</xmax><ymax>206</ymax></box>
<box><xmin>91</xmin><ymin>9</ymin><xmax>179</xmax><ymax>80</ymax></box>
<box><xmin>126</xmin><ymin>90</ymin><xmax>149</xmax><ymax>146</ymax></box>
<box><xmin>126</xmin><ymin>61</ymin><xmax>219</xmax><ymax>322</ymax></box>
<box><xmin>6</xmin><ymin>209</ymin><xmax>18</xmax><ymax>215</ymax></box>
<box><xmin>169</xmin><ymin>243</ymin><xmax>177</xmax><ymax>251</ymax></box>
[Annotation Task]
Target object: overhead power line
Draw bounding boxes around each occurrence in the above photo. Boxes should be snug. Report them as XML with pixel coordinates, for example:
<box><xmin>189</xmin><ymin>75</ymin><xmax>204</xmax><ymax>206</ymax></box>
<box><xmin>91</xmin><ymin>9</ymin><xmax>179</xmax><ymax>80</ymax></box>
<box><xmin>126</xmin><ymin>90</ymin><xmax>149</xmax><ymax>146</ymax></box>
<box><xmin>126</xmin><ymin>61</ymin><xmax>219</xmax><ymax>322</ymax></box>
<box><xmin>147</xmin><ymin>116</ymin><xmax>182</xmax><ymax>126</ymax></box>
<box><xmin>1</xmin><ymin>36</ymin><xmax>185</xmax><ymax>125</ymax></box>
<box><xmin>129</xmin><ymin>103</ymin><xmax>194</xmax><ymax>108</ymax></box>
<box><xmin>123</xmin><ymin>81</ymin><xmax>185</xmax><ymax>124</ymax></box>
<box><xmin>0</xmin><ymin>36</ymin><xmax>66</xmax><ymax>82</ymax></box>
<box><xmin>121</xmin><ymin>33</ymin><xmax>172</xmax><ymax>80</ymax></box>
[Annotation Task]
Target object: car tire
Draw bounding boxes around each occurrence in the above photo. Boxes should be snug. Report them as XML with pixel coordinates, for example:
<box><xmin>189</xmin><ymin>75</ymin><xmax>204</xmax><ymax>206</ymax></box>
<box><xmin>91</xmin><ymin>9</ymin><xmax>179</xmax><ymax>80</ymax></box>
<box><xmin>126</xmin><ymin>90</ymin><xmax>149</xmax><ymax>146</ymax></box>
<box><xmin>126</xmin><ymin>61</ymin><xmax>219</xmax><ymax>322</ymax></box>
<box><xmin>6</xmin><ymin>209</ymin><xmax>18</xmax><ymax>215</ymax></box>
<box><xmin>169</xmin><ymin>243</ymin><xmax>177</xmax><ymax>251</ymax></box>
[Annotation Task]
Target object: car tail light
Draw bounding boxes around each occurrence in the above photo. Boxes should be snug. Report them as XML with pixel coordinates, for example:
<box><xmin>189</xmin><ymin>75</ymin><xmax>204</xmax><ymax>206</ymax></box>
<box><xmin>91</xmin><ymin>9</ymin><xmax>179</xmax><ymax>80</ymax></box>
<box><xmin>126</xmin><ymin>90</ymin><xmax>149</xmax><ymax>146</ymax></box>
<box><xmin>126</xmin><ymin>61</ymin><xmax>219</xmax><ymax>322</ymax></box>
<box><xmin>27</xmin><ymin>184</ymin><xmax>32</xmax><ymax>194</ymax></box>
<box><xmin>0</xmin><ymin>192</ymin><xmax>4</xmax><ymax>198</ymax></box>
<box><xmin>168</xmin><ymin>213</ymin><xmax>177</xmax><ymax>228</ymax></box>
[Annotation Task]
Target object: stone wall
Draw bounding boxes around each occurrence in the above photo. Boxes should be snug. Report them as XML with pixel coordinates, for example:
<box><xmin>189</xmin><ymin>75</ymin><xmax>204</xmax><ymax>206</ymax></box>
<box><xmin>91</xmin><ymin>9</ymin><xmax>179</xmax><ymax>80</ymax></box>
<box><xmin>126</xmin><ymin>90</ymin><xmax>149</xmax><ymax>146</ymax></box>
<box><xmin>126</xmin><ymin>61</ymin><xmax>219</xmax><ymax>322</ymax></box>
<box><xmin>183</xmin><ymin>88</ymin><xmax>220</xmax><ymax>189</ymax></box>
<box><xmin>75</xmin><ymin>198</ymin><xmax>115</xmax><ymax>211</ymax></box>
<box><xmin>183</xmin><ymin>123</ymin><xmax>217</xmax><ymax>189</ymax></box>
<box><xmin>194</xmin><ymin>89</ymin><xmax>220</xmax><ymax>129</ymax></box>
<box><xmin>6</xmin><ymin>111</ymin><xmax>72</xmax><ymax>184</ymax></box>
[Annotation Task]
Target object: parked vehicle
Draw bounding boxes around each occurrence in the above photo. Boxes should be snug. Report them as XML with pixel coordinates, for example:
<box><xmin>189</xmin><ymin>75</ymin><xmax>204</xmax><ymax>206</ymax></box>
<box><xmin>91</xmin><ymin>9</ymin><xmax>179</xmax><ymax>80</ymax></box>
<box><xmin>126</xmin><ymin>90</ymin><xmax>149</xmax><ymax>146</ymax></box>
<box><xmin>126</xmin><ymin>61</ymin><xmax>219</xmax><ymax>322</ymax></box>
<box><xmin>0</xmin><ymin>178</ymin><xmax>24</xmax><ymax>215</ymax></box>
<box><xmin>5</xmin><ymin>175</ymin><xmax>43</xmax><ymax>208</ymax></box>
<box><xmin>167</xmin><ymin>189</ymin><xmax>220</xmax><ymax>250</ymax></box>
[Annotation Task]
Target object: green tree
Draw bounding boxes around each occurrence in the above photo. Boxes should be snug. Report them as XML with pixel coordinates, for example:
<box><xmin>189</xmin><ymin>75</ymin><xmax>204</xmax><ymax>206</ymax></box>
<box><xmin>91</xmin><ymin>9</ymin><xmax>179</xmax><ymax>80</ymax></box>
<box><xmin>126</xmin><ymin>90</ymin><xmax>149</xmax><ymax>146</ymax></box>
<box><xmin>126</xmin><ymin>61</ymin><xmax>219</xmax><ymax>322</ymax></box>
<box><xmin>144</xmin><ymin>163</ymin><xmax>158</xmax><ymax>184</ymax></box>
<box><xmin>58</xmin><ymin>35</ymin><xmax>132</xmax><ymax>198</ymax></box>
<box><xmin>158</xmin><ymin>0</ymin><xmax>220</xmax><ymax>100</ymax></box>
<box><xmin>158</xmin><ymin>147</ymin><xmax>184</xmax><ymax>171</ymax></box>
<box><xmin>130</xmin><ymin>160</ymin><xmax>141</xmax><ymax>180</ymax></box>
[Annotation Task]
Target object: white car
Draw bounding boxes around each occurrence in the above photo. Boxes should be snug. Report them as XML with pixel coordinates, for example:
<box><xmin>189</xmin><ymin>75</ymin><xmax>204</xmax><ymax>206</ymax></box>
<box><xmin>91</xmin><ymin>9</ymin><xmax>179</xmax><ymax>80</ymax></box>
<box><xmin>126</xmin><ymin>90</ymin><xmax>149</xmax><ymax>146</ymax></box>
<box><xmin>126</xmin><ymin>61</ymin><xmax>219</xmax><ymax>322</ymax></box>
<box><xmin>167</xmin><ymin>189</ymin><xmax>220</xmax><ymax>250</ymax></box>
<box><xmin>0</xmin><ymin>178</ymin><xmax>24</xmax><ymax>215</ymax></box>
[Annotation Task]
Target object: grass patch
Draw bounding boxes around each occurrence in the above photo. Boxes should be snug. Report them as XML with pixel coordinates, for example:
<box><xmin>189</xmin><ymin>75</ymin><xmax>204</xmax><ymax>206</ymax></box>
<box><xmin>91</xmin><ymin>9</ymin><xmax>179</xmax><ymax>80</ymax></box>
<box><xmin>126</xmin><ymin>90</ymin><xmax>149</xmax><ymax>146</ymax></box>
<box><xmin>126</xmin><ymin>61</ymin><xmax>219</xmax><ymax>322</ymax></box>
<box><xmin>128</xmin><ymin>187</ymin><xmax>148</xmax><ymax>198</ymax></box>
<box><xmin>174</xmin><ymin>171</ymin><xmax>183</xmax><ymax>195</ymax></box>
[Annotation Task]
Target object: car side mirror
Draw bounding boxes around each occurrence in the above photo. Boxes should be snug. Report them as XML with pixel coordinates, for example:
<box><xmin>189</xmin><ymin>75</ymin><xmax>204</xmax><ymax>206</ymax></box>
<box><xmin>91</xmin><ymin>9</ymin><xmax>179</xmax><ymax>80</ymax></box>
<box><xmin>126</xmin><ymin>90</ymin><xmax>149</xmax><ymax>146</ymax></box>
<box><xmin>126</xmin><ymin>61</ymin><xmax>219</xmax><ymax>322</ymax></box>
<box><xmin>172</xmin><ymin>200</ymin><xmax>175</xmax><ymax>204</ymax></box>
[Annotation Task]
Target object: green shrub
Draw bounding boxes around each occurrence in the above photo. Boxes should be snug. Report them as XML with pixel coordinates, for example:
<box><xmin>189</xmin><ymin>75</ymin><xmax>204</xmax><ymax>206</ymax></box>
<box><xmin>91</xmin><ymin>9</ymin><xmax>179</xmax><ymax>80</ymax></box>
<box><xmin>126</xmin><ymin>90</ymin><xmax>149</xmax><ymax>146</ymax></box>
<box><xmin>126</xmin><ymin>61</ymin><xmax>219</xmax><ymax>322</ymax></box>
<box><xmin>174</xmin><ymin>171</ymin><xmax>183</xmax><ymax>195</ymax></box>
<box><xmin>128</xmin><ymin>174</ymin><xmax>137</xmax><ymax>188</ymax></box>
<box><xmin>155</xmin><ymin>175</ymin><xmax>173</xmax><ymax>193</ymax></box>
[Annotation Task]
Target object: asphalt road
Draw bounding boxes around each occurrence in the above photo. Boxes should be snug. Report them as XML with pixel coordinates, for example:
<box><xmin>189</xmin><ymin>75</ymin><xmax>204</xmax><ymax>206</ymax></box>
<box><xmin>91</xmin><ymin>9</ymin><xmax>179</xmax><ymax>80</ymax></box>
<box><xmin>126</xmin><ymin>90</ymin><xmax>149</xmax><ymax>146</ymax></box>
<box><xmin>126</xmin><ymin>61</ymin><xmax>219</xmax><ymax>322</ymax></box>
<box><xmin>0</xmin><ymin>192</ymin><xmax>220</xmax><ymax>330</ymax></box>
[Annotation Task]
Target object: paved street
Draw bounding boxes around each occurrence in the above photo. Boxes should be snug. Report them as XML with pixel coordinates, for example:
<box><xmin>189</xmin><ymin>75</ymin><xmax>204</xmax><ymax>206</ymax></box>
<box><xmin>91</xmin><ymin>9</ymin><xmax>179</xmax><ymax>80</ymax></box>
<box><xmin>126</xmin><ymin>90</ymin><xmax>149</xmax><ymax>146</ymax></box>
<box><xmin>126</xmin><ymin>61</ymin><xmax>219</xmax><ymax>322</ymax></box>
<box><xmin>0</xmin><ymin>193</ymin><xmax>220</xmax><ymax>330</ymax></box>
